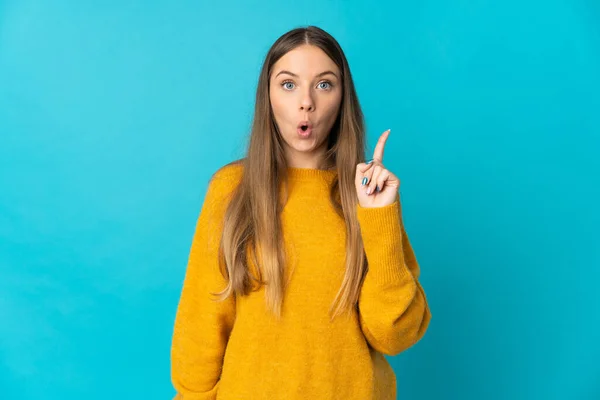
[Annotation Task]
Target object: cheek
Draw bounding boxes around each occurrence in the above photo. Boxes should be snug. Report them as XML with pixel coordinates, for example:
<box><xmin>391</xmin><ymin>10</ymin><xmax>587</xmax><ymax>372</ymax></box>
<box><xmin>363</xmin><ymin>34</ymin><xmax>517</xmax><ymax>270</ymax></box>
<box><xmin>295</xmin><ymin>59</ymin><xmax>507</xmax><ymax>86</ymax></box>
<box><xmin>322</xmin><ymin>95</ymin><xmax>342</xmax><ymax>120</ymax></box>
<box><xmin>269</xmin><ymin>90</ymin><xmax>288</xmax><ymax>120</ymax></box>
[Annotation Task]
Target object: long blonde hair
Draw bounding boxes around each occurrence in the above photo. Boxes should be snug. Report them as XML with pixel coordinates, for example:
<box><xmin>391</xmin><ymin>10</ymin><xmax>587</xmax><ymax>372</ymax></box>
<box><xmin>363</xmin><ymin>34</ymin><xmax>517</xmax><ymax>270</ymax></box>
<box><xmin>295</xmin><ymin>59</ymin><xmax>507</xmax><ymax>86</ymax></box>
<box><xmin>212</xmin><ymin>26</ymin><xmax>369</xmax><ymax>321</ymax></box>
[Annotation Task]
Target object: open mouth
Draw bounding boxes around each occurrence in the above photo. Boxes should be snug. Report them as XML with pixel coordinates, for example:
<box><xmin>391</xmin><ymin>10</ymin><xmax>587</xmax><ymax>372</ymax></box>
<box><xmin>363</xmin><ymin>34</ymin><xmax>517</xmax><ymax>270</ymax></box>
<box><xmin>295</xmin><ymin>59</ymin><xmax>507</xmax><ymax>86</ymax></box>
<box><xmin>297</xmin><ymin>124</ymin><xmax>312</xmax><ymax>137</ymax></box>
<box><xmin>297</xmin><ymin>121</ymin><xmax>313</xmax><ymax>136</ymax></box>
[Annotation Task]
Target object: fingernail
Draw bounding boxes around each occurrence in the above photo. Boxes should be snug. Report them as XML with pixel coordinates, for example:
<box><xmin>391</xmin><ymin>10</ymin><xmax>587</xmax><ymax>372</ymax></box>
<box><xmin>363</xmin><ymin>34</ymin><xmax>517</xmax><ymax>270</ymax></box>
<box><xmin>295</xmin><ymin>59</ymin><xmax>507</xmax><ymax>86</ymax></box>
<box><xmin>366</xmin><ymin>187</ymin><xmax>371</xmax><ymax>195</ymax></box>
<box><xmin>376</xmin><ymin>185</ymin><xmax>380</xmax><ymax>192</ymax></box>
<box><xmin>361</xmin><ymin>177</ymin><xmax>368</xmax><ymax>186</ymax></box>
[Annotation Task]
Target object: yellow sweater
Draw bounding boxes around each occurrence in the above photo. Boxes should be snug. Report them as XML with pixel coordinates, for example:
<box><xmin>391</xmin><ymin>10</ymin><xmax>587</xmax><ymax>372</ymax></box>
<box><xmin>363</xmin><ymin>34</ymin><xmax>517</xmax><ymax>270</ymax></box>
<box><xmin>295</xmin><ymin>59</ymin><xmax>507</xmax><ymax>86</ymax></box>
<box><xmin>170</xmin><ymin>163</ymin><xmax>431</xmax><ymax>400</ymax></box>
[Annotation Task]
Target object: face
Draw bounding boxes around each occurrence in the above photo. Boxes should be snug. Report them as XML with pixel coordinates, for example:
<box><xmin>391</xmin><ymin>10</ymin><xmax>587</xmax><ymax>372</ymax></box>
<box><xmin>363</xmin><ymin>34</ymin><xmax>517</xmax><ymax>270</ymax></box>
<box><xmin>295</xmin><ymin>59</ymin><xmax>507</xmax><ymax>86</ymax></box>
<box><xmin>269</xmin><ymin>44</ymin><xmax>342</xmax><ymax>168</ymax></box>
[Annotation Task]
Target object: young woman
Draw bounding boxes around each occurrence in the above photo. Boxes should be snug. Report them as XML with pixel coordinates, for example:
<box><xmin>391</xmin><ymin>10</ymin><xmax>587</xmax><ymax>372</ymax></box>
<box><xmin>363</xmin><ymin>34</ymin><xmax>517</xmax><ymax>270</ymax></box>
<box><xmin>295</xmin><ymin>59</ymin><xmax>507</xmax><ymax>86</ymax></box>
<box><xmin>170</xmin><ymin>25</ymin><xmax>431</xmax><ymax>400</ymax></box>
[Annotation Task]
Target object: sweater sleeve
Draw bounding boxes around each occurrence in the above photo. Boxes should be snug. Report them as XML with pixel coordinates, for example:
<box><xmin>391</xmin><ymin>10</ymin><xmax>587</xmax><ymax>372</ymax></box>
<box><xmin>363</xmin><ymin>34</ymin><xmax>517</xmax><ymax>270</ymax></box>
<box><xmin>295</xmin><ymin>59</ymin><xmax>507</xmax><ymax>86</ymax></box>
<box><xmin>356</xmin><ymin>194</ymin><xmax>431</xmax><ymax>356</ymax></box>
<box><xmin>170</xmin><ymin>173</ymin><xmax>237</xmax><ymax>400</ymax></box>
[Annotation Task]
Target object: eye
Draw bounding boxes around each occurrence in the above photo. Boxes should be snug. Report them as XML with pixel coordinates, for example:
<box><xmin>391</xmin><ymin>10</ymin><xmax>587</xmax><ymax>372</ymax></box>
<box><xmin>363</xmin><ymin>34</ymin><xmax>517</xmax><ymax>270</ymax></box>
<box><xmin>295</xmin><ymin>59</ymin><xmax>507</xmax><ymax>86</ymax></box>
<box><xmin>281</xmin><ymin>80</ymin><xmax>295</xmax><ymax>90</ymax></box>
<box><xmin>318</xmin><ymin>81</ymin><xmax>333</xmax><ymax>90</ymax></box>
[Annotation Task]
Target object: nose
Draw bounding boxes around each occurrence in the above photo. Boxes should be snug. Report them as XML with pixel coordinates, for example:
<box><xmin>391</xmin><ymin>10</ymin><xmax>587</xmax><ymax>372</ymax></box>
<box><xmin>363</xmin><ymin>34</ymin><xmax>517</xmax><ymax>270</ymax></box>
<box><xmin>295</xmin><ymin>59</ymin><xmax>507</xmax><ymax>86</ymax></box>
<box><xmin>299</xmin><ymin>90</ymin><xmax>314</xmax><ymax>112</ymax></box>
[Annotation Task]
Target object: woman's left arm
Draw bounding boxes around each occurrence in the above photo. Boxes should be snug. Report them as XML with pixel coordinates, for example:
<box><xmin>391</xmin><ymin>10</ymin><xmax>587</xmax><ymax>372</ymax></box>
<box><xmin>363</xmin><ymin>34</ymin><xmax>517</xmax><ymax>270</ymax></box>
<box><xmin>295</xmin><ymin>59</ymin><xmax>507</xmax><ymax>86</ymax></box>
<box><xmin>356</xmin><ymin>196</ymin><xmax>432</xmax><ymax>356</ymax></box>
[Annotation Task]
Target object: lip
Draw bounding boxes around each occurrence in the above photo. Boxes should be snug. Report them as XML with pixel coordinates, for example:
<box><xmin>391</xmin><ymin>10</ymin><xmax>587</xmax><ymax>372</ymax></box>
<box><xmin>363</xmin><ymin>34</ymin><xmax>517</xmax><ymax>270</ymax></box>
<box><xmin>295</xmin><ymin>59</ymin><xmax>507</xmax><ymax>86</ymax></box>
<box><xmin>297</xmin><ymin>120</ymin><xmax>314</xmax><ymax>137</ymax></box>
<box><xmin>297</xmin><ymin>120</ymin><xmax>313</xmax><ymax>130</ymax></box>
<box><xmin>297</xmin><ymin>126</ymin><xmax>313</xmax><ymax>137</ymax></box>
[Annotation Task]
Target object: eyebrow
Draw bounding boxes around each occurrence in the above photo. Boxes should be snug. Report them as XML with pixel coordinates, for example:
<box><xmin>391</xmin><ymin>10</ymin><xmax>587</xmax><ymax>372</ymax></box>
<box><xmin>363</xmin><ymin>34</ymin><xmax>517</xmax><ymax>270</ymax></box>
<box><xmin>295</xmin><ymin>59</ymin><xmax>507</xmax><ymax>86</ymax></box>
<box><xmin>274</xmin><ymin>70</ymin><xmax>338</xmax><ymax>79</ymax></box>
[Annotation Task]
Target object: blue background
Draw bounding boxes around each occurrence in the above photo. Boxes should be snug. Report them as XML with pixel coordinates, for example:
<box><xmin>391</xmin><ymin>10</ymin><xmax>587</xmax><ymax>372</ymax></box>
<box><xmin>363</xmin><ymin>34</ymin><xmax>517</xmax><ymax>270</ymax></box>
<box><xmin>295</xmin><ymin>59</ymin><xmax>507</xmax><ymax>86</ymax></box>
<box><xmin>1</xmin><ymin>0</ymin><xmax>599</xmax><ymax>399</ymax></box>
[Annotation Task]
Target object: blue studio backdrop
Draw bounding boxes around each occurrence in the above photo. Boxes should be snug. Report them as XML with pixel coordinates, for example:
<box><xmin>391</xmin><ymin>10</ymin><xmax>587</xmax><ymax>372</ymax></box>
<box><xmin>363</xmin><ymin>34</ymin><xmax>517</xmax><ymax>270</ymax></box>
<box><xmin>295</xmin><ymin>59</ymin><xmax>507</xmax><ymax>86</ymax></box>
<box><xmin>1</xmin><ymin>1</ymin><xmax>599</xmax><ymax>399</ymax></box>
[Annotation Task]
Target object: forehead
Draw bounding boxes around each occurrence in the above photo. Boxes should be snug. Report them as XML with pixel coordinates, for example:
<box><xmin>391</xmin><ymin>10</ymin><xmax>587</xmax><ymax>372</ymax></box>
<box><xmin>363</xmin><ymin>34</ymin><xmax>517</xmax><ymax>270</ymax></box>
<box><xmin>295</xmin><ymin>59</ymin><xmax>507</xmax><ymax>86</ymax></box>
<box><xmin>272</xmin><ymin>45</ymin><xmax>339</xmax><ymax>77</ymax></box>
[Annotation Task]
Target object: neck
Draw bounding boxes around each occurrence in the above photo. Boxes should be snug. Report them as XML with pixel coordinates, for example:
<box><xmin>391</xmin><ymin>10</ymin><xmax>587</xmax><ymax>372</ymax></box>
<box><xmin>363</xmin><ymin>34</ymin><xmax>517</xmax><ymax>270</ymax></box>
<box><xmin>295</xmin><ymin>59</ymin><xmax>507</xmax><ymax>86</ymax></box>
<box><xmin>285</xmin><ymin>157</ymin><xmax>335</xmax><ymax>171</ymax></box>
<box><xmin>284</xmin><ymin>142</ymin><xmax>332</xmax><ymax>170</ymax></box>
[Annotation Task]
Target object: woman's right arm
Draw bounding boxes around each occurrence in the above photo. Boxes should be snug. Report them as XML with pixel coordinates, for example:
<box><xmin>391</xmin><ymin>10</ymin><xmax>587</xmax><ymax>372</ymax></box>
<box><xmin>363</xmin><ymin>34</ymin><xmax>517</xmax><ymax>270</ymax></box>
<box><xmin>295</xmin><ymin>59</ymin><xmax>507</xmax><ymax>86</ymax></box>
<box><xmin>170</xmin><ymin>171</ymin><xmax>237</xmax><ymax>400</ymax></box>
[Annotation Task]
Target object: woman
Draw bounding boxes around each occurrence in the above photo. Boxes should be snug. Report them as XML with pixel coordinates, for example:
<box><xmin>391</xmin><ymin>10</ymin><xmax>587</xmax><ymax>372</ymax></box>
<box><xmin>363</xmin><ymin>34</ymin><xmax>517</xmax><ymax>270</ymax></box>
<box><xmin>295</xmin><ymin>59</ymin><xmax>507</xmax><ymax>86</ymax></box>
<box><xmin>170</xmin><ymin>25</ymin><xmax>431</xmax><ymax>400</ymax></box>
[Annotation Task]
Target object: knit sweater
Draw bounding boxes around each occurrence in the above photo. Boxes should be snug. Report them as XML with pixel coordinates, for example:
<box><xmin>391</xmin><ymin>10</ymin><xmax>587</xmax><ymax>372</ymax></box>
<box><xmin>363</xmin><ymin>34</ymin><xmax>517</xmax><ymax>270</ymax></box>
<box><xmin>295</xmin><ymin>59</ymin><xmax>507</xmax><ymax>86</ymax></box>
<box><xmin>170</xmin><ymin>163</ymin><xmax>431</xmax><ymax>400</ymax></box>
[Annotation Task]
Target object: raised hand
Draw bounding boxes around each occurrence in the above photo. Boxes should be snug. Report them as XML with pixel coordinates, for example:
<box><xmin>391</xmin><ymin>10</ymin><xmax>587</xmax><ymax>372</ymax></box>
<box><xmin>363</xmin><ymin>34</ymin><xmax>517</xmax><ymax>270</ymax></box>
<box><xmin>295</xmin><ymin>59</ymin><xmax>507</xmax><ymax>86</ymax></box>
<box><xmin>354</xmin><ymin>129</ymin><xmax>400</xmax><ymax>208</ymax></box>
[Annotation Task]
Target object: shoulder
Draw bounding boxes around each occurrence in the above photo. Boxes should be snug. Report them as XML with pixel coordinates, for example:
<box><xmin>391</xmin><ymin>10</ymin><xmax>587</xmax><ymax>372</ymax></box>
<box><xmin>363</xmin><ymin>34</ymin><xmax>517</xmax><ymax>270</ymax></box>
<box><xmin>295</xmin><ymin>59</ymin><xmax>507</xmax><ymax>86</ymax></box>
<box><xmin>210</xmin><ymin>158</ymin><xmax>244</xmax><ymax>184</ymax></box>
<box><xmin>204</xmin><ymin>159</ymin><xmax>245</xmax><ymax>200</ymax></box>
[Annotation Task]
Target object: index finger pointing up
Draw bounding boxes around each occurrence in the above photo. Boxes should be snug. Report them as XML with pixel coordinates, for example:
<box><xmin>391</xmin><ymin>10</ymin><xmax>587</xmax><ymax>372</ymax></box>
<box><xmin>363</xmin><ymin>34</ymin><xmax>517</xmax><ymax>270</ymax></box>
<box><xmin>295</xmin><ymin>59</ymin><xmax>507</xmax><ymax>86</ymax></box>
<box><xmin>372</xmin><ymin>129</ymin><xmax>391</xmax><ymax>163</ymax></box>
